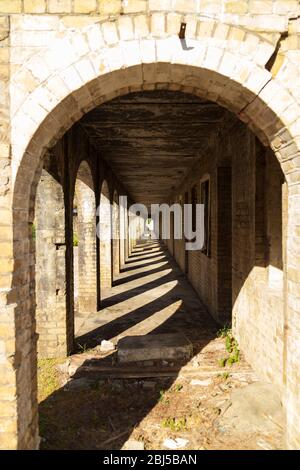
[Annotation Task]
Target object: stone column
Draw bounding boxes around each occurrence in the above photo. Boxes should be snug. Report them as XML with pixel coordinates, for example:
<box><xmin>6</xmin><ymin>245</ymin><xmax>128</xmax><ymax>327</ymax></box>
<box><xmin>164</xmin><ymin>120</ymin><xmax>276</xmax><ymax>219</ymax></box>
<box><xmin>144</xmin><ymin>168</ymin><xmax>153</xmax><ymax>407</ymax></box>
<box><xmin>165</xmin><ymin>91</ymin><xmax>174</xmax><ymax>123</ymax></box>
<box><xmin>99</xmin><ymin>182</ymin><xmax>112</xmax><ymax>294</ymax></box>
<box><xmin>35</xmin><ymin>169</ymin><xmax>69</xmax><ymax>358</ymax></box>
<box><xmin>75</xmin><ymin>174</ymin><xmax>97</xmax><ymax>316</ymax></box>
<box><xmin>112</xmin><ymin>195</ymin><xmax>120</xmax><ymax>281</ymax></box>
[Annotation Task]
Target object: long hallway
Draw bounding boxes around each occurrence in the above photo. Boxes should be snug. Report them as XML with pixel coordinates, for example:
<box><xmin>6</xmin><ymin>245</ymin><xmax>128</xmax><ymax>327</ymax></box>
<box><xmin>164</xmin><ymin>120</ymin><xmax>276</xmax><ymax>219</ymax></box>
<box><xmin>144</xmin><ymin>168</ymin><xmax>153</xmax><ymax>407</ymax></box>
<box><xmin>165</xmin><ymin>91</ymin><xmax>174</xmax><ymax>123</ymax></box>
<box><xmin>38</xmin><ymin>240</ymin><xmax>285</xmax><ymax>451</ymax></box>
<box><xmin>75</xmin><ymin>240</ymin><xmax>217</xmax><ymax>352</ymax></box>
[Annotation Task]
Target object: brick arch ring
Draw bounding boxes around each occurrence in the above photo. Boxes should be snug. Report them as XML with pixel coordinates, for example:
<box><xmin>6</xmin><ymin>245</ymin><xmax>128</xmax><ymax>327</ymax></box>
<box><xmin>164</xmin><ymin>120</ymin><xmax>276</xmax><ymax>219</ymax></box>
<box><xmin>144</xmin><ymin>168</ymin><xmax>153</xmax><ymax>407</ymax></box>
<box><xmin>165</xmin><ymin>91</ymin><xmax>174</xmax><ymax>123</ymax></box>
<box><xmin>6</xmin><ymin>19</ymin><xmax>300</xmax><ymax>449</ymax></box>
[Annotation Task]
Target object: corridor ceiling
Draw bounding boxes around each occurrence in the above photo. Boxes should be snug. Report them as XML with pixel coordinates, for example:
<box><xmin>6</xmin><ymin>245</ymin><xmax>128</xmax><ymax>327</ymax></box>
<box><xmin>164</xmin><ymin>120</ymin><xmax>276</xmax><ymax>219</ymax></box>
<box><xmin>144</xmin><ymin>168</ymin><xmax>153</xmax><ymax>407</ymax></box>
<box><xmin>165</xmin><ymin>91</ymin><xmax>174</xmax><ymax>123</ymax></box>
<box><xmin>79</xmin><ymin>91</ymin><xmax>230</xmax><ymax>207</ymax></box>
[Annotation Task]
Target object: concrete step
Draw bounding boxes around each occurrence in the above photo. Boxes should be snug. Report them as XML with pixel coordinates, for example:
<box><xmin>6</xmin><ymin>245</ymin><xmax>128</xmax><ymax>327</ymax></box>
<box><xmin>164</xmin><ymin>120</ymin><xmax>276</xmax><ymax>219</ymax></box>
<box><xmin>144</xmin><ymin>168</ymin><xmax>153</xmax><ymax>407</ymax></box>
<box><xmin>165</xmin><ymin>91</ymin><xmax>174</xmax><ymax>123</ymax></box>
<box><xmin>117</xmin><ymin>333</ymin><xmax>193</xmax><ymax>363</ymax></box>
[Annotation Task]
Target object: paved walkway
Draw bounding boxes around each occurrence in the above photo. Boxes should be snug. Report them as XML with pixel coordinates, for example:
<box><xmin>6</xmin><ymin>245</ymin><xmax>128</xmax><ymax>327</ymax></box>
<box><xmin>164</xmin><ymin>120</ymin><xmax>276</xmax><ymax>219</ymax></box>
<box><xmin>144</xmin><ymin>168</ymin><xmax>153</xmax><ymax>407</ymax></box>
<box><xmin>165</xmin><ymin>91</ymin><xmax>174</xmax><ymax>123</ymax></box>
<box><xmin>46</xmin><ymin>241</ymin><xmax>284</xmax><ymax>450</ymax></box>
<box><xmin>75</xmin><ymin>240</ymin><xmax>218</xmax><ymax>352</ymax></box>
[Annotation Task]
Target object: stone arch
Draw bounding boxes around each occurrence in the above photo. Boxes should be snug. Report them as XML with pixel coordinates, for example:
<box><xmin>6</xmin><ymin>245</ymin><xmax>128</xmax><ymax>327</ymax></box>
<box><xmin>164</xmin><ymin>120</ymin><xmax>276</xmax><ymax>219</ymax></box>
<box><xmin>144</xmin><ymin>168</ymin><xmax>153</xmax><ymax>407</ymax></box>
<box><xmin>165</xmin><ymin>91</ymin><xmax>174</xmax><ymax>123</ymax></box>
<box><xmin>98</xmin><ymin>179</ymin><xmax>112</xmax><ymax>295</ymax></box>
<box><xmin>73</xmin><ymin>160</ymin><xmax>97</xmax><ymax>328</ymax></box>
<box><xmin>5</xmin><ymin>24</ymin><xmax>300</xmax><ymax>448</ymax></box>
<box><xmin>112</xmin><ymin>189</ymin><xmax>120</xmax><ymax>282</ymax></box>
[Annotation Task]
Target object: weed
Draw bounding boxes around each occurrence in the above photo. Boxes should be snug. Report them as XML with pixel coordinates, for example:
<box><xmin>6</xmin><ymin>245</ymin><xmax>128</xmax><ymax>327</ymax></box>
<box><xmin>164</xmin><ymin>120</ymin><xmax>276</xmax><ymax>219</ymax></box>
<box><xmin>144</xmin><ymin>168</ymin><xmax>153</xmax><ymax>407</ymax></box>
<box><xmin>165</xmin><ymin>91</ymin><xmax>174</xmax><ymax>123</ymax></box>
<box><xmin>222</xmin><ymin>372</ymin><xmax>230</xmax><ymax>380</ymax></box>
<box><xmin>38</xmin><ymin>358</ymin><xmax>63</xmax><ymax>402</ymax></box>
<box><xmin>162</xmin><ymin>417</ymin><xmax>186</xmax><ymax>432</ymax></box>
<box><xmin>73</xmin><ymin>232</ymin><xmax>79</xmax><ymax>247</ymax></box>
<box><xmin>31</xmin><ymin>223</ymin><xmax>36</xmax><ymax>241</ymax></box>
<box><xmin>217</xmin><ymin>323</ymin><xmax>232</xmax><ymax>338</ymax></box>
<box><xmin>159</xmin><ymin>390</ymin><xmax>170</xmax><ymax>405</ymax></box>
<box><xmin>77</xmin><ymin>342</ymin><xmax>88</xmax><ymax>353</ymax></box>
<box><xmin>173</xmin><ymin>384</ymin><xmax>183</xmax><ymax>392</ymax></box>
<box><xmin>217</xmin><ymin>328</ymin><xmax>240</xmax><ymax>367</ymax></box>
<box><xmin>218</xmin><ymin>357</ymin><xmax>227</xmax><ymax>368</ymax></box>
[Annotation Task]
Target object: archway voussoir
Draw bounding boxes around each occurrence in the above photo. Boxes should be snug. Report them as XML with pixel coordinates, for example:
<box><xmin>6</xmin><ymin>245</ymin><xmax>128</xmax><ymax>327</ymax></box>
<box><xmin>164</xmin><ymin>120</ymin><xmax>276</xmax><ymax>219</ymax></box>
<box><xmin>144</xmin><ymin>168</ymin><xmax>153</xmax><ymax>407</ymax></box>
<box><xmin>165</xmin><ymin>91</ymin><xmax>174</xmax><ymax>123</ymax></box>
<box><xmin>74</xmin><ymin>57</ymin><xmax>99</xmax><ymax>84</ymax></box>
<box><xmin>95</xmin><ymin>47</ymin><xmax>122</xmax><ymax>73</ymax></box>
<box><xmin>156</xmin><ymin>37</ymin><xmax>175</xmax><ymax>63</ymax></box>
<box><xmin>172</xmin><ymin>41</ymin><xmax>207</xmax><ymax>67</ymax></box>
<box><xmin>218</xmin><ymin>51</ymin><xmax>241</xmax><ymax>78</ymax></box>
<box><xmin>202</xmin><ymin>46</ymin><xmax>224</xmax><ymax>73</ymax></box>
<box><xmin>259</xmin><ymin>81</ymin><xmax>295</xmax><ymax>117</ymax></box>
<box><xmin>117</xmin><ymin>15</ymin><xmax>135</xmax><ymax>41</ymax></box>
<box><xmin>140</xmin><ymin>38</ymin><xmax>157</xmax><ymax>64</ymax></box>
<box><xmin>85</xmin><ymin>23</ymin><xmax>105</xmax><ymax>53</ymax></box>
<box><xmin>134</xmin><ymin>14</ymin><xmax>150</xmax><ymax>38</ymax></box>
<box><xmin>101</xmin><ymin>21</ymin><xmax>119</xmax><ymax>47</ymax></box>
<box><xmin>243</xmin><ymin>66</ymin><xmax>271</xmax><ymax>95</ymax></box>
<box><xmin>121</xmin><ymin>40</ymin><xmax>142</xmax><ymax>67</ymax></box>
<box><xmin>253</xmin><ymin>40</ymin><xmax>278</xmax><ymax>68</ymax></box>
<box><xmin>150</xmin><ymin>12</ymin><xmax>166</xmax><ymax>37</ymax></box>
<box><xmin>280</xmin><ymin>102</ymin><xmax>300</xmax><ymax>128</ymax></box>
<box><xmin>182</xmin><ymin>14</ymin><xmax>198</xmax><ymax>39</ymax></box>
<box><xmin>196</xmin><ymin>20</ymin><xmax>217</xmax><ymax>41</ymax></box>
<box><xmin>230</xmin><ymin>59</ymin><xmax>256</xmax><ymax>87</ymax></box>
<box><xmin>239</xmin><ymin>32</ymin><xmax>261</xmax><ymax>57</ymax></box>
<box><xmin>59</xmin><ymin>65</ymin><xmax>87</xmax><ymax>94</ymax></box>
<box><xmin>288</xmin><ymin>118</ymin><xmax>300</xmax><ymax>140</ymax></box>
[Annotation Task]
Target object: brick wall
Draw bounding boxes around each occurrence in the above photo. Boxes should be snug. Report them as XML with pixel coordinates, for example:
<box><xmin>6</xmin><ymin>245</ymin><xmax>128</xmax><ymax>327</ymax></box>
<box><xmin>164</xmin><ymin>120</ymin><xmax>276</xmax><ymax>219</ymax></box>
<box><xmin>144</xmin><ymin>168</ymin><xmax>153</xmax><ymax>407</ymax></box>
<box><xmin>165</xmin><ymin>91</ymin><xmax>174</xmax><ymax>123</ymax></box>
<box><xmin>1</xmin><ymin>0</ymin><xmax>300</xmax><ymax>450</ymax></box>
<box><xmin>0</xmin><ymin>1</ymin><xmax>299</xmax><ymax>28</ymax></box>
<box><xmin>168</xmin><ymin>120</ymin><xmax>286</xmax><ymax>393</ymax></box>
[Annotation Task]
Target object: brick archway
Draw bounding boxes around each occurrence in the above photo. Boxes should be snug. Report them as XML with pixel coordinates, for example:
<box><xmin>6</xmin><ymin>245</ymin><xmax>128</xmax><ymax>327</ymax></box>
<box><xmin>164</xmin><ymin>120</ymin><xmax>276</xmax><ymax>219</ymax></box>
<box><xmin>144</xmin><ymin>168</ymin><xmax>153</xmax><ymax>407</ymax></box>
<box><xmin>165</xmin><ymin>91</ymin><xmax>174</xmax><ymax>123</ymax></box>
<box><xmin>3</xmin><ymin>21</ymin><xmax>300</xmax><ymax>448</ymax></box>
<box><xmin>98</xmin><ymin>180</ymin><xmax>112</xmax><ymax>295</ymax></box>
<box><xmin>74</xmin><ymin>161</ymin><xmax>97</xmax><ymax>322</ymax></box>
<box><xmin>112</xmin><ymin>190</ymin><xmax>120</xmax><ymax>281</ymax></box>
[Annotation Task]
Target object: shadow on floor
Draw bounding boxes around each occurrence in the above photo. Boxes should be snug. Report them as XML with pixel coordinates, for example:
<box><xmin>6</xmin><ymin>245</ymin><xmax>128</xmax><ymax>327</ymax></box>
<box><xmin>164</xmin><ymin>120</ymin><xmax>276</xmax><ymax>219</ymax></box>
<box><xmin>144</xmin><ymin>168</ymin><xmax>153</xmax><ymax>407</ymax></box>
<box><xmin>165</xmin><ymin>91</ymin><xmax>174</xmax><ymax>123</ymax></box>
<box><xmin>39</xmin><ymin>240</ymin><xmax>219</xmax><ymax>450</ymax></box>
<box><xmin>112</xmin><ymin>262</ymin><xmax>169</xmax><ymax>287</ymax></box>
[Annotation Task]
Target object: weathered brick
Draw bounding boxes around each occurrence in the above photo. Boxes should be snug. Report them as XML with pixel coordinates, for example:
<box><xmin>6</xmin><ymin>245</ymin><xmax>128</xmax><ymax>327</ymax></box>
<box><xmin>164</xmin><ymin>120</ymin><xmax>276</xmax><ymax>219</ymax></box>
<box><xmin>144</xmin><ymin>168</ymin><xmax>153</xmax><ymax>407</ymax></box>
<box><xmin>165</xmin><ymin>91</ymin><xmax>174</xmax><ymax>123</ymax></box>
<box><xmin>2</xmin><ymin>0</ymin><xmax>300</xmax><ymax>454</ymax></box>
<box><xmin>149</xmin><ymin>0</ymin><xmax>172</xmax><ymax>10</ymax></box>
<box><xmin>134</xmin><ymin>15</ymin><xmax>149</xmax><ymax>37</ymax></box>
<box><xmin>24</xmin><ymin>0</ymin><xmax>46</xmax><ymax>12</ymax></box>
<box><xmin>48</xmin><ymin>0</ymin><xmax>72</xmax><ymax>13</ymax></box>
<box><xmin>0</xmin><ymin>0</ymin><xmax>22</xmax><ymax>12</ymax></box>
<box><xmin>122</xmin><ymin>0</ymin><xmax>147</xmax><ymax>14</ymax></box>
<box><xmin>173</xmin><ymin>0</ymin><xmax>198</xmax><ymax>13</ymax></box>
<box><xmin>151</xmin><ymin>13</ymin><xmax>166</xmax><ymax>35</ymax></box>
<box><xmin>249</xmin><ymin>0</ymin><xmax>272</xmax><ymax>14</ymax></box>
<box><xmin>74</xmin><ymin>0</ymin><xmax>97</xmax><ymax>14</ymax></box>
<box><xmin>225</xmin><ymin>0</ymin><xmax>248</xmax><ymax>14</ymax></box>
<box><xmin>273</xmin><ymin>0</ymin><xmax>300</xmax><ymax>15</ymax></box>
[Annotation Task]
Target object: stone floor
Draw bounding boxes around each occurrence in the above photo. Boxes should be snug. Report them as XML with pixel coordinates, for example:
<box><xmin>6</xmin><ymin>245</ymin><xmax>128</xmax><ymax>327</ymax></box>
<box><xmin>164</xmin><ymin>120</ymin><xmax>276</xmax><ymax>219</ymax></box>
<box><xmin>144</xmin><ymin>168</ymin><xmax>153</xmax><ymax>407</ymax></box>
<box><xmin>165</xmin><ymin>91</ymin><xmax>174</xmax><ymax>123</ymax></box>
<box><xmin>38</xmin><ymin>240</ymin><xmax>285</xmax><ymax>450</ymax></box>
<box><xmin>75</xmin><ymin>239</ymin><xmax>218</xmax><ymax>352</ymax></box>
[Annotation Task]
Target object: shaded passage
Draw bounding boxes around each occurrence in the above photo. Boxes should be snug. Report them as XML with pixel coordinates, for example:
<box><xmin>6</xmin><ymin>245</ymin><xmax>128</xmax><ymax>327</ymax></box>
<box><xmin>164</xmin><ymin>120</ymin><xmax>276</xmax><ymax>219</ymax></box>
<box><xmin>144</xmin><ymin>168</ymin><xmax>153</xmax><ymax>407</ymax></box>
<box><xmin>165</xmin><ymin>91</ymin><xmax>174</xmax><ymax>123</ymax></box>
<box><xmin>75</xmin><ymin>240</ymin><xmax>217</xmax><ymax>351</ymax></box>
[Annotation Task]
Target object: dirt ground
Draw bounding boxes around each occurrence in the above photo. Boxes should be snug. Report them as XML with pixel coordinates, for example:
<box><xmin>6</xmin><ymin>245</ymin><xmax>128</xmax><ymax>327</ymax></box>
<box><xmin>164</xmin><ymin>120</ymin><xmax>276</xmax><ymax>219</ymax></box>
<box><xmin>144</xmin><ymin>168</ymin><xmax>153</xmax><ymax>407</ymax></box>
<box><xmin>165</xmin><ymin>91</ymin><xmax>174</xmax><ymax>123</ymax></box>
<box><xmin>38</xmin><ymin>241</ymin><xmax>285</xmax><ymax>450</ymax></box>
<box><xmin>38</xmin><ymin>335</ymin><xmax>285</xmax><ymax>451</ymax></box>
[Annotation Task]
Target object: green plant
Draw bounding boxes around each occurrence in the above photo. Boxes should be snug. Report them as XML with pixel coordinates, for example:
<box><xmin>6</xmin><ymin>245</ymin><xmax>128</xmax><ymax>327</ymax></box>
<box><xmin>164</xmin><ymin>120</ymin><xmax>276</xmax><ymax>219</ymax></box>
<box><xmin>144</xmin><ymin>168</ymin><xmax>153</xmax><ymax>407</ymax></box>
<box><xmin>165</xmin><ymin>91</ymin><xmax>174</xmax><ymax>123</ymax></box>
<box><xmin>173</xmin><ymin>384</ymin><xmax>183</xmax><ymax>392</ymax></box>
<box><xmin>217</xmin><ymin>323</ymin><xmax>232</xmax><ymax>338</ymax></box>
<box><xmin>218</xmin><ymin>328</ymin><xmax>240</xmax><ymax>367</ymax></box>
<box><xmin>159</xmin><ymin>390</ymin><xmax>170</xmax><ymax>405</ymax></box>
<box><xmin>31</xmin><ymin>223</ymin><xmax>36</xmax><ymax>240</ymax></box>
<box><xmin>77</xmin><ymin>342</ymin><xmax>88</xmax><ymax>353</ymax></box>
<box><xmin>218</xmin><ymin>357</ymin><xmax>227</xmax><ymax>368</ymax></box>
<box><xmin>222</xmin><ymin>372</ymin><xmax>230</xmax><ymax>380</ymax></box>
<box><xmin>73</xmin><ymin>232</ymin><xmax>79</xmax><ymax>247</ymax></box>
<box><xmin>162</xmin><ymin>417</ymin><xmax>186</xmax><ymax>432</ymax></box>
<box><xmin>227</xmin><ymin>347</ymin><xmax>240</xmax><ymax>365</ymax></box>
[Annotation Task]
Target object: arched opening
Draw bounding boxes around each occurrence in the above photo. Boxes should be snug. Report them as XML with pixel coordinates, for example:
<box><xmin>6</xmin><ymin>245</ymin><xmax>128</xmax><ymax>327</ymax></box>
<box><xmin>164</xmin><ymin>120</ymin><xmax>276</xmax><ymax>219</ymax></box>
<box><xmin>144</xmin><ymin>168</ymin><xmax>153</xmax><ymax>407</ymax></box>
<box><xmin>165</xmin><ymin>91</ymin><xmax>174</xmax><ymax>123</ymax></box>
<box><xmin>98</xmin><ymin>180</ymin><xmax>112</xmax><ymax>296</ymax></box>
<box><xmin>73</xmin><ymin>161</ymin><xmax>97</xmax><ymax>333</ymax></box>
<box><xmin>112</xmin><ymin>190</ymin><xmax>120</xmax><ymax>282</ymax></box>
<box><xmin>7</xmin><ymin>49</ymin><xmax>300</xmax><ymax>448</ymax></box>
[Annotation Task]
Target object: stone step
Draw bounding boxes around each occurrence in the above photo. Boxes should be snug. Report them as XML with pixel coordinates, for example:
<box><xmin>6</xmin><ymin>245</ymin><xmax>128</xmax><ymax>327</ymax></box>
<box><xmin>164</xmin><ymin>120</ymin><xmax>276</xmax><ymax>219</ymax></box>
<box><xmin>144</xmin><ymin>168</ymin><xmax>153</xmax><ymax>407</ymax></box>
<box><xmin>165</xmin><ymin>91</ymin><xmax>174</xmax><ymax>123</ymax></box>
<box><xmin>117</xmin><ymin>333</ymin><xmax>193</xmax><ymax>363</ymax></box>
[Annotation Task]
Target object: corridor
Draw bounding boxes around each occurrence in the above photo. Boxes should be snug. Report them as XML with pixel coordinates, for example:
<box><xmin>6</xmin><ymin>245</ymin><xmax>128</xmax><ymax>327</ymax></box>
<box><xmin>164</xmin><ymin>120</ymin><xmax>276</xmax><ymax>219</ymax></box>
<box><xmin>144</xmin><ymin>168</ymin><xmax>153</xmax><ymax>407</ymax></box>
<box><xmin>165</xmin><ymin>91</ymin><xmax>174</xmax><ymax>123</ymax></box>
<box><xmin>75</xmin><ymin>240</ymin><xmax>217</xmax><ymax>352</ymax></box>
<box><xmin>2</xmin><ymin>1</ymin><xmax>300</xmax><ymax>450</ymax></box>
<box><xmin>32</xmin><ymin>87</ymin><xmax>289</xmax><ymax>451</ymax></box>
<box><xmin>38</xmin><ymin>240</ymin><xmax>285</xmax><ymax>451</ymax></box>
